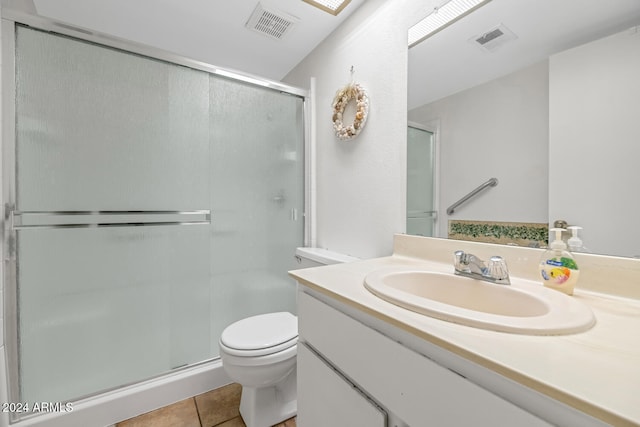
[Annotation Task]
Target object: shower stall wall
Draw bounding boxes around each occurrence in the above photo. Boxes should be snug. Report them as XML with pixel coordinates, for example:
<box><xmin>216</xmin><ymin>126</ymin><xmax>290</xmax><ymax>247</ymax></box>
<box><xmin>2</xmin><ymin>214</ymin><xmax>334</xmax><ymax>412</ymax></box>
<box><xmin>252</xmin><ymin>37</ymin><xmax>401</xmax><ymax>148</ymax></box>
<box><xmin>2</xmin><ymin>19</ymin><xmax>306</xmax><ymax>424</ymax></box>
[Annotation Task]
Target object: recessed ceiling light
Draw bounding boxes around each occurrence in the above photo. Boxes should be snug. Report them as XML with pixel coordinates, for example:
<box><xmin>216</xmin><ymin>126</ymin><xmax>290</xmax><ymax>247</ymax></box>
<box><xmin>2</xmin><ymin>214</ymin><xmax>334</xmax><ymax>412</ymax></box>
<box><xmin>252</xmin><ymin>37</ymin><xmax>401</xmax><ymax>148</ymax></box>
<box><xmin>303</xmin><ymin>0</ymin><xmax>352</xmax><ymax>16</ymax></box>
<box><xmin>408</xmin><ymin>0</ymin><xmax>492</xmax><ymax>47</ymax></box>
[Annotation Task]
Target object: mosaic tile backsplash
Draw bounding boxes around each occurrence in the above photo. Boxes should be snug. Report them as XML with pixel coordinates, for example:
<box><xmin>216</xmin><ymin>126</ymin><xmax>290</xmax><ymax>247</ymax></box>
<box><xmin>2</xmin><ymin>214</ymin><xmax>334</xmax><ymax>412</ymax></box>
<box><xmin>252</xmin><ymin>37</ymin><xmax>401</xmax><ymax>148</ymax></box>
<box><xmin>448</xmin><ymin>220</ymin><xmax>548</xmax><ymax>247</ymax></box>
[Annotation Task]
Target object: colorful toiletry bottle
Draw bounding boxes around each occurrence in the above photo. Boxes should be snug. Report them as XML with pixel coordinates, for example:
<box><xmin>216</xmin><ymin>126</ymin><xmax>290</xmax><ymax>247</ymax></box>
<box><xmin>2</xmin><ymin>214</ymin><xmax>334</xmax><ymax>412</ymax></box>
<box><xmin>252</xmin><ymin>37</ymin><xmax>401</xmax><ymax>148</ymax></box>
<box><xmin>540</xmin><ymin>228</ymin><xmax>579</xmax><ymax>295</ymax></box>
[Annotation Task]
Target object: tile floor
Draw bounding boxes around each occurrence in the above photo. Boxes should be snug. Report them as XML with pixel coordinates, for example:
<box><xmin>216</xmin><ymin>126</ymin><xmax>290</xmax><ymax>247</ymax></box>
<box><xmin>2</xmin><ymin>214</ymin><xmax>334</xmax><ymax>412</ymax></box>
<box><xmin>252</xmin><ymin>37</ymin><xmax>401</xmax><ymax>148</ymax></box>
<box><xmin>116</xmin><ymin>383</ymin><xmax>296</xmax><ymax>427</ymax></box>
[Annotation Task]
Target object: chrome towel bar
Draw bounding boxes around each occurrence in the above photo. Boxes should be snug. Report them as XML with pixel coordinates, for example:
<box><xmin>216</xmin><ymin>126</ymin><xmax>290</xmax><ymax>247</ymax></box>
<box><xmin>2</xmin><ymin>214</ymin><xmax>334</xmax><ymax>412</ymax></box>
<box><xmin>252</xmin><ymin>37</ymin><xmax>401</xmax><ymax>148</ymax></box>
<box><xmin>446</xmin><ymin>178</ymin><xmax>498</xmax><ymax>215</ymax></box>
<box><xmin>9</xmin><ymin>210</ymin><xmax>211</xmax><ymax>230</ymax></box>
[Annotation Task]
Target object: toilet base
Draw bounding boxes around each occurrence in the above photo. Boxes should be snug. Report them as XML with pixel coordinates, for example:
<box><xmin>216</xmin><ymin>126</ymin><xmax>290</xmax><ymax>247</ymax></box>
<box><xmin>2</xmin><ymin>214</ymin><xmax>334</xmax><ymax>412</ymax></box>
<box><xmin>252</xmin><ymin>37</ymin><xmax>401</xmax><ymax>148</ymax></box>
<box><xmin>239</xmin><ymin>369</ymin><xmax>297</xmax><ymax>427</ymax></box>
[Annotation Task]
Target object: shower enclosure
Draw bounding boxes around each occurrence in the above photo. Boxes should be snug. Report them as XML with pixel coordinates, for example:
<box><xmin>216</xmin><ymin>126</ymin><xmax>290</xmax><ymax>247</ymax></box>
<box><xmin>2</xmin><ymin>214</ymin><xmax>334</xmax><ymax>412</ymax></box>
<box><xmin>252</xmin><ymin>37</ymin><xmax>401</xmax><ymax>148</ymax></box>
<box><xmin>2</xmin><ymin>16</ymin><xmax>306</xmax><ymax>424</ymax></box>
<box><xmin>406</xmin><ymin>125</ymin><xmax>436</xmax><ymax>237</ymax></box>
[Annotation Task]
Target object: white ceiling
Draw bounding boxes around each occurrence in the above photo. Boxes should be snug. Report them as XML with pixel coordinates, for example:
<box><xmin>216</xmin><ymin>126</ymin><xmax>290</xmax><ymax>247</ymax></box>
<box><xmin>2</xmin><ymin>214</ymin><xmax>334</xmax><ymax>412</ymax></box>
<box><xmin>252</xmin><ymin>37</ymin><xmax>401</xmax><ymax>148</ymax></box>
<box><xmin>21</xmin><ymin>0</ymin><xmax>365</xmax><ymax>81</ymax></box>
<box><xmin>6</xmin><ymin>0</ymin><xmax>640</xmax><ymax>110</ymax></box>
<box><xmin>408</xmin><ymin>0</ymin><xmax>640</xmax><ymax>109</ymax></box>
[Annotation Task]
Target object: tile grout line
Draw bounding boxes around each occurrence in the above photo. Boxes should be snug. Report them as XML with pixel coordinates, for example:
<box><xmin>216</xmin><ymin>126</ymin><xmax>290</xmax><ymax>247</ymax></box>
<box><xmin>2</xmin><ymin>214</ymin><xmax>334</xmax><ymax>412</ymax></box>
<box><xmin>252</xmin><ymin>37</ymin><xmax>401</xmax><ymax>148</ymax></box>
<box><xmin>193</xmin><ymin>396</ymin><xmax>204</xmax><ymax>427</ymax></box>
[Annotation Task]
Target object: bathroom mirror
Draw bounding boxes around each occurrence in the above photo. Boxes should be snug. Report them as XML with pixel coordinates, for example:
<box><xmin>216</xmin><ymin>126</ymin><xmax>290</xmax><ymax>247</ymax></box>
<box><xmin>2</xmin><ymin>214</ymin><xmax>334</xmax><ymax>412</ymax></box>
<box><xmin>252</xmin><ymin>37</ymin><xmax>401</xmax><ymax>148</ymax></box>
<box><xmin>408</xmin><ymin>0</ymin><xmax>640</xmax><ymax>258</ymax></box>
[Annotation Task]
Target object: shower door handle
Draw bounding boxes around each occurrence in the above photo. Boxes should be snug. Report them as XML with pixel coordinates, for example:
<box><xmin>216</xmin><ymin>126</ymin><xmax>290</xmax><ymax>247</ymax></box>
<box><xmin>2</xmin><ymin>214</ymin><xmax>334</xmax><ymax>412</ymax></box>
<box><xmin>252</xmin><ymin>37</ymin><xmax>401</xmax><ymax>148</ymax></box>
<box><xmin>10</xmin><ymin>210</ymin><xmax>211</xmax><ymax>230</ymax></box>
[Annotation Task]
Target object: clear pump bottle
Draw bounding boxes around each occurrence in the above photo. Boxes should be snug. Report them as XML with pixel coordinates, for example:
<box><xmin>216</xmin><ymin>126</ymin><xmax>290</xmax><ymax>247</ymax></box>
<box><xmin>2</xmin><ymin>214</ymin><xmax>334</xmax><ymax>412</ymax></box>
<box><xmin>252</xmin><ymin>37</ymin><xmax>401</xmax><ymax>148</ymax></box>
<box><xmin>567</xmin><ymin>226</ymin><xmax>590</xmax><ymax>253</ymax></box>
<box><xmin>540</xmin><ymin>228</ymin><xmax>579</xmax><ymax>295</ymax></box>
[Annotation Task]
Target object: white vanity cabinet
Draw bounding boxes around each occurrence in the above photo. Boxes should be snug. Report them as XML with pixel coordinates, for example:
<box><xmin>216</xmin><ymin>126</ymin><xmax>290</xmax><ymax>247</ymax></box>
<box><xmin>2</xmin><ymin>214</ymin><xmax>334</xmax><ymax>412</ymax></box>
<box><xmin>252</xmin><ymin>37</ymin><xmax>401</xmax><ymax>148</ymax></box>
<box><xmin>297</xmin><ymin>288</ymin><xmax>553</xmax><ymax>427</ymax></box>
<box><xmin>297</xmin><ymin>343</ymin><xmax>387</xmax><ymax>426</ymax></box>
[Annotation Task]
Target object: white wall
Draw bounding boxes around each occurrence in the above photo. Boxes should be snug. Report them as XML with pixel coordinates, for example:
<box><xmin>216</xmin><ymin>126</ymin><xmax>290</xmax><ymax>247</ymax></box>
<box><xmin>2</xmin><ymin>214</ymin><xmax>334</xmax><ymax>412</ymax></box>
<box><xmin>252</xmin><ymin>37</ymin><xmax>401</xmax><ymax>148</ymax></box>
<box><xmin>409</xmin><ymin>61</ymin><xmax>549</xmax><ymax>238</ymax></box>
<box><xmin>284</xmin><ymin>0</ymin><xmax>437</xmax><ymax>259</ymax></box>
<box><xmin>549</xmin><ymin>27</ymin><xmax>640</xmax><ymax>258</ymax></box>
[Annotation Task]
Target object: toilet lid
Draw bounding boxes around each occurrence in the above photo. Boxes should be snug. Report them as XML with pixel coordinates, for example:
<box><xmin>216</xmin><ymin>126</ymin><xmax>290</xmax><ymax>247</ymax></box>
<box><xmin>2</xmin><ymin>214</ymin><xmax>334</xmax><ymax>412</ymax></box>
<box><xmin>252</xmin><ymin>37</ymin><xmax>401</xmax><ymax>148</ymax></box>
<box><xmin>220</xmin><ymin>312</ymin><xmax>298</xmax><ymax>355</ymax></box>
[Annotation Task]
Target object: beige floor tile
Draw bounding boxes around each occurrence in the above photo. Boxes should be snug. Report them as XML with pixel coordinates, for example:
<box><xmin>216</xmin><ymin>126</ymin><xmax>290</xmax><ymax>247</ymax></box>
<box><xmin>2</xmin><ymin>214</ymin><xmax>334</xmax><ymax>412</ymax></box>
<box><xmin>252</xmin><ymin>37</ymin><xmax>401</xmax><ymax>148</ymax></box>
<box><xmin>215</xmin><ymin>415</ymin><xmax>247</xmax><ymax>427</ymax></box>
<box><xmin>273</xmin><ymin>417</ymin><xmax>297</xmax><ymax>427</ymax></box>
<box><xmin>116</xmin><ymin>398</ymin><xmax>200</xmax><ymax>427</ymax></box>
<box><xmin>195</xmin><ymin>383</ymin><xmax>242</xmax><ymax>427</ymax></box>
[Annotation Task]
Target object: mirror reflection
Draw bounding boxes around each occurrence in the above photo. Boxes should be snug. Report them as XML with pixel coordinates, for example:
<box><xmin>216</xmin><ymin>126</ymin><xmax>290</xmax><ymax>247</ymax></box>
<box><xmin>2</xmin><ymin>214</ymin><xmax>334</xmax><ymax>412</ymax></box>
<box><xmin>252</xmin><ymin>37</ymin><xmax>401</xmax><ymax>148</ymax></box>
<box><xmin>407</xmin><ymin>0</ymin><xmax>640</xmax><ymax>258</ymax></box>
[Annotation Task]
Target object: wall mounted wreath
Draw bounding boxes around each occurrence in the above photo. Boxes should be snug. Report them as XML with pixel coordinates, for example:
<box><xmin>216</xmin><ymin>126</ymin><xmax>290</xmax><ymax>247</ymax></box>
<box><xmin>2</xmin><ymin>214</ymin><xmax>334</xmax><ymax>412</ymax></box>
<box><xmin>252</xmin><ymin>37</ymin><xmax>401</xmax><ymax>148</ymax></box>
<box><xmin>331</xmin><ymin>82</ymin><xmax>369</xmax><ymax>141</ymax></box>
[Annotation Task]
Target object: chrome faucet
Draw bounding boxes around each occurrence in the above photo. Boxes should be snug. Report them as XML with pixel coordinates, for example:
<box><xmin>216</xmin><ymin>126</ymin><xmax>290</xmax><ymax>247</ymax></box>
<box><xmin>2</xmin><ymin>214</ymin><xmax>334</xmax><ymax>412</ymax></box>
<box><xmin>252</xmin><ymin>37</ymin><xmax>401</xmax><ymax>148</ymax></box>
<box><xmin>453</xmin><ymin>250</ymin><xmax>511</xmax><ymax>285</ymax></box>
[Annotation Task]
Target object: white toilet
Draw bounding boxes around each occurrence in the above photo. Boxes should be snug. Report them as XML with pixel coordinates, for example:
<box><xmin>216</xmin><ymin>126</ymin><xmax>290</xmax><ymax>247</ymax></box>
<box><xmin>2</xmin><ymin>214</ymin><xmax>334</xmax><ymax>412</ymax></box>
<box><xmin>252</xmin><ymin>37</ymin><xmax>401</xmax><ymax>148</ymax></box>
<box><xmin>219</xmin><ymin>247</ymin><xmax>358</xmax><ymax>427</ymax></box>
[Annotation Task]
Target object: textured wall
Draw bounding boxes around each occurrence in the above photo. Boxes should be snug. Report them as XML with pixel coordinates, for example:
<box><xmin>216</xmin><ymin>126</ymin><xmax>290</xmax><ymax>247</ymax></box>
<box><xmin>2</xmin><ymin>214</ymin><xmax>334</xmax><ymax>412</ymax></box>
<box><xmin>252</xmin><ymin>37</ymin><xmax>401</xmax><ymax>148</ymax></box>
<box><xmin>284</xmin><ymin>0</ymin><xmax>437</xmax><ymax>259</ymax></box>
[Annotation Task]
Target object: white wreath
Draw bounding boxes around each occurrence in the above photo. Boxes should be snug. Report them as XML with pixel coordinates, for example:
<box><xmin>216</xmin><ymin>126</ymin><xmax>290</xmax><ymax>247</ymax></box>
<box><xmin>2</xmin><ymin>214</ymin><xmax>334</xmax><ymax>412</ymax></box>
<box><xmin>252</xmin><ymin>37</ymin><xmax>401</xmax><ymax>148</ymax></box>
<box><xmin>331</xmin><ymin>82</ymin><xmax>369</xmax><ymax>141</ymax></box>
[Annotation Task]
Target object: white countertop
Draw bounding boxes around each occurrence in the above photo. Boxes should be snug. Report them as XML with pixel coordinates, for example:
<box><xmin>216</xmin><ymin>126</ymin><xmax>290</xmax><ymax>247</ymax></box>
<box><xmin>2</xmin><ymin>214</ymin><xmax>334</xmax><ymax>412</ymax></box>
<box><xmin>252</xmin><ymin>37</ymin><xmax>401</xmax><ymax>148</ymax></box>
<box><xmin>290</xmin><ymin>236</ymin><xmax>640</xmax><ymax>427</ymax></box>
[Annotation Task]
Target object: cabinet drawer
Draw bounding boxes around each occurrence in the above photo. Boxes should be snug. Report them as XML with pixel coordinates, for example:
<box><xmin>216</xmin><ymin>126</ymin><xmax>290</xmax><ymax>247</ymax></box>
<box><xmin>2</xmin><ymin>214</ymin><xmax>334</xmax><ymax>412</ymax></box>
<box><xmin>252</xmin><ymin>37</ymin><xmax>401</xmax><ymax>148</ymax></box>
<box><xmin>298</xmin><ymin>343</ymin><xmax>387</xmax><ymax>427</ymax></box>
<box><xmin>298</xmin><ymin>290</ymin><xmax>551</xmax><ymax>427</ymax></box>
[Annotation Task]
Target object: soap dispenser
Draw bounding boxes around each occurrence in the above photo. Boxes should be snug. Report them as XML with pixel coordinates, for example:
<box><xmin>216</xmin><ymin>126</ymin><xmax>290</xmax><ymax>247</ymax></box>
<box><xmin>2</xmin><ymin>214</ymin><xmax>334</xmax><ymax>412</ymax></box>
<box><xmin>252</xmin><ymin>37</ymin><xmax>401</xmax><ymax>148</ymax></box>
<box><xmin>567</xmin><ymin>226</ymin><xmax>590</xmax><ymax>253</ymax></box>
<box><xmin>540</xmin><ymin>228</ymin><xmax>579</xmax><ymax>295</ymax></box>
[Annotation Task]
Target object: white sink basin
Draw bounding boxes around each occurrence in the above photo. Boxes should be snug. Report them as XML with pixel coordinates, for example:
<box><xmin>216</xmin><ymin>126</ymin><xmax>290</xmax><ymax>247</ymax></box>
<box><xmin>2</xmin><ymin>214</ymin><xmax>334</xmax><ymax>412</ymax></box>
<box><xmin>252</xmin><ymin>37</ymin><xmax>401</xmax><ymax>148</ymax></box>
<box><xmin>363</xmin><ymin>267</ymin><xmax>595</xmax><ymax>335</ymax></box>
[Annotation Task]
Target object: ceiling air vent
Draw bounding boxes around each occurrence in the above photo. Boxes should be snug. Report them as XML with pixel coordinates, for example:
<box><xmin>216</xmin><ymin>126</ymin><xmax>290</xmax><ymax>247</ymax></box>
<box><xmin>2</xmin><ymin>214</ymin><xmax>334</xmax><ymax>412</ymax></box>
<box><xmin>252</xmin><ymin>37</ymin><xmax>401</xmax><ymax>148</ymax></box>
<box><xmin>477</xmin><ymin>28</ymin><xmax>504</xmax><ymax>45</ymax></box>
<box><xmin>470</xmin><ymin>23</ymin><xmax>517</xmax><ymax>53</ymax></box>
<box><xmin>246</xmin><ymin>2</ymin><xmax>299</xmax><ymax>40</ymax></box>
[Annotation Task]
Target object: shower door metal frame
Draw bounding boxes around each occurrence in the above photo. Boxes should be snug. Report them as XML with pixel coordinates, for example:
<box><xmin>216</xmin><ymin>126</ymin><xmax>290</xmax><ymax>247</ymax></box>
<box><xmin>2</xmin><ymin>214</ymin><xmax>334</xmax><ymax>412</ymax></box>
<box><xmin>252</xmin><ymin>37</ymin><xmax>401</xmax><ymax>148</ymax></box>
<box><xmin>1</xmin><ymin>10</ymin><xmax>311</xmax><ymax>421</ymax></box>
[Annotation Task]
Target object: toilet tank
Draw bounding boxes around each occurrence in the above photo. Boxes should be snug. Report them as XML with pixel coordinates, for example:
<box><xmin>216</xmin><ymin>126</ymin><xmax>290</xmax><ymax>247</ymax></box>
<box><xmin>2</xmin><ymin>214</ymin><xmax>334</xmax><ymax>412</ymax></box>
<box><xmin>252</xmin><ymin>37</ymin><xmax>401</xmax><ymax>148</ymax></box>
<box><xmin>293</xmin><ymin>247</ymin><xmax>359</xmax><ymax>269</ymax></box>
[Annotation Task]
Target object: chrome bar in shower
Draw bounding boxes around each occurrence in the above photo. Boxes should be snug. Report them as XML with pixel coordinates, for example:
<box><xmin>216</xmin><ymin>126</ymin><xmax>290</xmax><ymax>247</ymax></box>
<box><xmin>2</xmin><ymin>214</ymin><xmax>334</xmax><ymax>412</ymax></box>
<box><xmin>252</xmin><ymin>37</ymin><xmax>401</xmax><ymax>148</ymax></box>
<box><xmin>446</xmin><ymin>178</ymin><xmax>498</xmax><ymax>215</ymax></box>
<box><xmin>407</xmin><ymin>210</ymin><xmax>437</xmax><ymax>219</ymax></box>
<box><xmin>10</xmin><ymin>210</ymin><xmax>211</xmax><ymax>230</ymax></box>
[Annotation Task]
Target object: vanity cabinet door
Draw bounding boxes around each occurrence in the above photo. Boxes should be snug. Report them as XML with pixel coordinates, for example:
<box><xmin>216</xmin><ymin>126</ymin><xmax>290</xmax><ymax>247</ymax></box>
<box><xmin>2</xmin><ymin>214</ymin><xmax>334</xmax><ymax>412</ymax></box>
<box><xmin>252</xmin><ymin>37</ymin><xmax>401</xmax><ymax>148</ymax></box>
<box><xmin>298</xmin><ymin>290</ymin><xmax>553</xmax><ymax>427</ymax></box>
<box><xmin>297</xmin><ymin>343</ymin><xmax>387</xmax><ymax>427</ymax></box>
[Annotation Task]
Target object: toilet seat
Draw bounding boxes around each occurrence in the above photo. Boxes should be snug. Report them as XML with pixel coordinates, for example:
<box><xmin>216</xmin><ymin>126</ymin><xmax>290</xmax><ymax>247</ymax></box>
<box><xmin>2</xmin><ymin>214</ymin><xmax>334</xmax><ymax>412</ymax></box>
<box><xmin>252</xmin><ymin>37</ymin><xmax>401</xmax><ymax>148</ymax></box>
<box><xmin>220</xmin><ymin>312</ymin><xmax>298</xmax><ymax>357</ymax></box>
<box><xmin>219</xmin><ymin>340</ymin><xmax>297</xmax><ymax>368</ymax></box>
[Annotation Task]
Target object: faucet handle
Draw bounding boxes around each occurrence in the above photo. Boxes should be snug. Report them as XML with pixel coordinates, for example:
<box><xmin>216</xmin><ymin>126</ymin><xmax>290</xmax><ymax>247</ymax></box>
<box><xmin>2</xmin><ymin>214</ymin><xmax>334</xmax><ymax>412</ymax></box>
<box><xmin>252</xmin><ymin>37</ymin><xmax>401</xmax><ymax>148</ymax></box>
<box><xmin>487</xmin><ymin>256</ymin><xmax>510</xmax><ymax>282</ymax></box>
<box><xmin>453</xmin><ymin>250</ymin><xmax>468</xmax><ymax>272</ymax></box>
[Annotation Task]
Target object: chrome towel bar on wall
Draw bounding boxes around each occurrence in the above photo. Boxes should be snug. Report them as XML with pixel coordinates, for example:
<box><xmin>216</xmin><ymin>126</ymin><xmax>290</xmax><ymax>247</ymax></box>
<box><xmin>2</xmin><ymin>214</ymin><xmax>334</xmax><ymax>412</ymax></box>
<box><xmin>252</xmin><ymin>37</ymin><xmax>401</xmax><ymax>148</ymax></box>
<box><xmin>9</xmin><ymin>210</ymin><xmax>211</xmax><ymax>230</ymax></box>
<box><xmin>446</xmin><ymin>178</ymin><xmax>498</xmax><ymax>215</ymax></box>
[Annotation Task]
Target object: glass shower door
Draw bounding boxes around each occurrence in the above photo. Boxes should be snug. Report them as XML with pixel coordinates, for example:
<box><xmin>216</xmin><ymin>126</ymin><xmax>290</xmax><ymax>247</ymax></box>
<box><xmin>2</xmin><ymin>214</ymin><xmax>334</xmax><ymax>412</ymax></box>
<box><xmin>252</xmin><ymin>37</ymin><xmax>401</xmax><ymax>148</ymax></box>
<box><xmin>407</xmin><ymin>126</ymin><xmax>436</xmax><ymax>237</ymax></box>
<box><xmin>208</xmin><ymin>76</ymin><xmax>305</xmax><ymax>350</ymax></box>
<box><xmin>13</xmin><ymin>26</ymin><xmax>212</xmax><ymax>403</ymax></box>
<box><xmin>9</xmin><ymin>22</ymin><xmax>306</xmax><ymax>411</ymax></box>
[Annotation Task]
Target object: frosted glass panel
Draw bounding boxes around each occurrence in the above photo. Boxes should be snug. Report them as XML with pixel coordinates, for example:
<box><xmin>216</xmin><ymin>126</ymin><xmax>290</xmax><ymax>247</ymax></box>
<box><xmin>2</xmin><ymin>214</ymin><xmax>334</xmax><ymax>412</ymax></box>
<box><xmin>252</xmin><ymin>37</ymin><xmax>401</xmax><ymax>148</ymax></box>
<box><xmin>10</xmin><ymin>25</ymin><xmax>305</xmax><ymax>407</ymax></box>
<box><xmin>14</xmin><ymin>26</ymin><xmax>213</xmax><ymax>404</ymax></box>
<box><xmin>17</xmin><ymin>226</ymin><xmax>211</xmax><ymax>403</ymax></box>
<box><xmin>209</xmin><ymin>76</ymin><xmax>304</xmax><ymax>350</ymax></box>
<box><xmin>15</xmin><ymin>26</ymin><xmax>210</xmax><ymax>211</ymax></box>
<box><xmin>407</xmin><ymin>126</ymin><xmax>435</xmax><ymax>237</ymax></box>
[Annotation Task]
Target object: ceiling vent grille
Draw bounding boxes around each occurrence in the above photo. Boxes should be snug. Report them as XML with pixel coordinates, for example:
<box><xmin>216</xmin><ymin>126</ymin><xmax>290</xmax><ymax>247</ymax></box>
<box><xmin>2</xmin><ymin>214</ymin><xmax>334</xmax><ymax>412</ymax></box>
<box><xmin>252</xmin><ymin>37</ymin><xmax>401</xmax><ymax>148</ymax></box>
<box><xmin>477</xmin><ymin>28</ymin><xmax>504</xmax><ymax>45</ymax></box>
<box><xmin>246</xmin><ymin>3</ymin><xmax>299</xmax><ymax>40</ymax></box>
<box><xmin>470</xmin><ymin>23</ymin><xmax>517</xmax><ymax>52</ymax></box>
